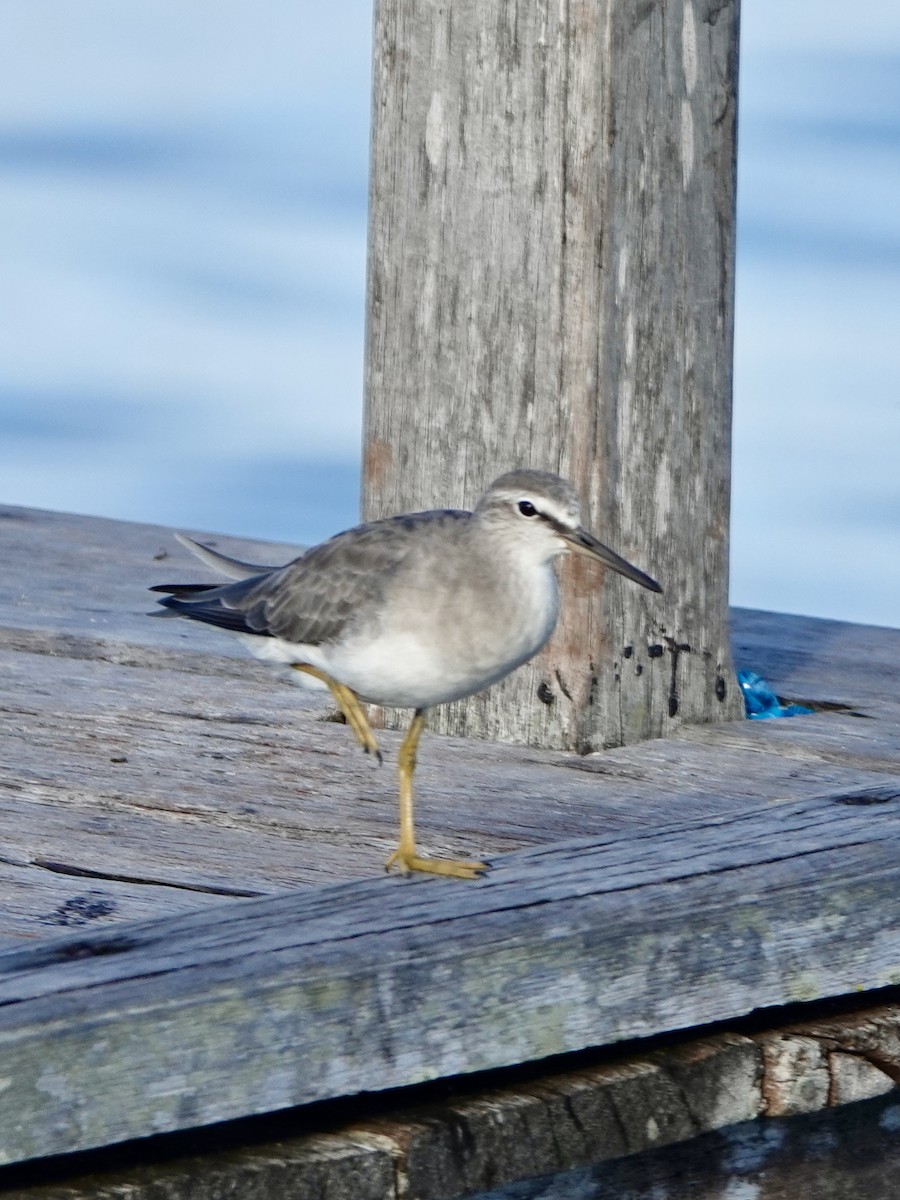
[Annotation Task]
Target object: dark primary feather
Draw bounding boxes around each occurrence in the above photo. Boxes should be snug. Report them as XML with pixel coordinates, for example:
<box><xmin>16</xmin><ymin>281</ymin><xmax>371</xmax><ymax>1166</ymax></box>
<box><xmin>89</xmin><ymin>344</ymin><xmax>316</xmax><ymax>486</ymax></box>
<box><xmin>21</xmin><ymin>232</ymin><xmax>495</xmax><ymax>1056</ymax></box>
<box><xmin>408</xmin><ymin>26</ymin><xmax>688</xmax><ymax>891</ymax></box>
<box><xmin>153</xmin><ymin>509</ymin><xmax>470</xmax><ymax>647</ymax></box>
<box><xmin>150</xmin><ymin>582</ymin><xmax>219</xmax><ymax>597</ymax></box>
<box><xmin>152</xmin><ymin>574</ymin><xmax>275</xmax><ymax>635</ymax></box>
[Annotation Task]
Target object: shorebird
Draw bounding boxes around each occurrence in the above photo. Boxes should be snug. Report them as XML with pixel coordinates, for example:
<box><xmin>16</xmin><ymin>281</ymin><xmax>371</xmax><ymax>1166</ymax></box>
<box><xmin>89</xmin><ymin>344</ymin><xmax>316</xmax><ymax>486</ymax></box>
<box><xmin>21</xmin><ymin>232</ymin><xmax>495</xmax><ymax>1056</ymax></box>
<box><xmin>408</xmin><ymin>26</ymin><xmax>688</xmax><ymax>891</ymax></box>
<box><xmin>152</xmin><ymin>469</ymin><xmax>661</xmax><ymax>879</ymax></box>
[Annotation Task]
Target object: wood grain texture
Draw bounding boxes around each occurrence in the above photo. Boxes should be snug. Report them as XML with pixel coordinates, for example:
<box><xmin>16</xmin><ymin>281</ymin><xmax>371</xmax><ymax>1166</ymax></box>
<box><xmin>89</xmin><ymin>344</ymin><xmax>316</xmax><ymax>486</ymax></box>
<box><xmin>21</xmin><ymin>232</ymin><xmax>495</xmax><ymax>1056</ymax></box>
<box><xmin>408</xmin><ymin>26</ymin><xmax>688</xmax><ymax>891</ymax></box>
<box><xmin>2</xmin><ymin>640</ymin><xmax>896</xmax><ymax>945</ymax></box>
<box><xmin>363</xmin><ymin>0</ymin><xmax>743</xmax><ymax>750</ymax></box>
<box><xmin>0</xmin><ymin>503</ymin><xmax>296</xmax><ymax>670</ymax></box>
<box><xmin>4</xmin><ymin>1010</ymin><xmax>900</xmax><ymax>1196</ymax></box>
<box><xmin>1</xmin><ymin>506</ymin><xmax>898</xmax><ymax>948</ymax></box>
<box><xmin>1</xmin><ymin>789</ymin><xmax>900</xmax><ymax>1164</ymax></box>
<box><xmin>1</xmin><ymin>507</ymin><xmax>899</xmax><ymax>1170</ymax></box>
<box><xmin>0</xmin><ymin>1130</ymin><xmax>397</xmax><ymax>1200</ymax></box>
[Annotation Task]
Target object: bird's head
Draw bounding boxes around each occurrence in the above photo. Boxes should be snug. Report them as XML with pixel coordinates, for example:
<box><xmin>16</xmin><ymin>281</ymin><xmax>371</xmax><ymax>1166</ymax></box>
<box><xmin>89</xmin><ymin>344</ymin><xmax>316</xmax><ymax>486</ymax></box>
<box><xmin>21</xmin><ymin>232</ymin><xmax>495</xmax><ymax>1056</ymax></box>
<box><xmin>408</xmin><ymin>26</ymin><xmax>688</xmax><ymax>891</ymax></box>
<box><xmin>476</xmin><ymin>470</ymin><xmax>661</xmax><ymax>593</ymax></box>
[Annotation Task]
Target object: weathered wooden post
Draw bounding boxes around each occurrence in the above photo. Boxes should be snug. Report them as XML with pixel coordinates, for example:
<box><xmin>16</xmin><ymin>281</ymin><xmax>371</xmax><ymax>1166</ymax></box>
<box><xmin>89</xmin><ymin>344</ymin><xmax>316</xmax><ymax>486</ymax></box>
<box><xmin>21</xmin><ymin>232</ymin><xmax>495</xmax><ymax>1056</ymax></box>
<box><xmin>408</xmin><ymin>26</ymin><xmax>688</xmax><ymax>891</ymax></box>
<box><xmin>362</xmin><ymin>0</ymin><xmax>744</xmax><ymax>750</ymax></box>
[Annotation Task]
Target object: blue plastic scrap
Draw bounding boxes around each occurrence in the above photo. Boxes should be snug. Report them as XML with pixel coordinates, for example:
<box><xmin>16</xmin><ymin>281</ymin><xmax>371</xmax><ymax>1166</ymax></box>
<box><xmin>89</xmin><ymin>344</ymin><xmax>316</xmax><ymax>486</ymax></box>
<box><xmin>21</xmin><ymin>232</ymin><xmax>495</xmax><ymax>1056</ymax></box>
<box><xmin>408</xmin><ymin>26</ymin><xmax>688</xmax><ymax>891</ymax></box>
<box><xmin>737</xmin><ymin>670</ymin><xmax>814</xmax><ymax>720</ymax></box>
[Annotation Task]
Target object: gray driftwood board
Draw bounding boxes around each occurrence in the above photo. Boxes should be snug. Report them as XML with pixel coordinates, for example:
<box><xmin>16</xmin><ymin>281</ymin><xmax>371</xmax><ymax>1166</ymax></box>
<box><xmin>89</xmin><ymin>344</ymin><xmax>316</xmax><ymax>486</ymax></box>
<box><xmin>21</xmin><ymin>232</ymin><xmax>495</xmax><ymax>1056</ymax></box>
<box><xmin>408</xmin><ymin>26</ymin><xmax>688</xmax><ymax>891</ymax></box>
<box><xmin>0</xmin><ymin>504</ymin><xmax>899</xmax><ymax>1165</ymax></box>
<box><xmin>2</xmin><ymin>786</ymin><xmax>900</xmax><ymax>1165</ymax></box>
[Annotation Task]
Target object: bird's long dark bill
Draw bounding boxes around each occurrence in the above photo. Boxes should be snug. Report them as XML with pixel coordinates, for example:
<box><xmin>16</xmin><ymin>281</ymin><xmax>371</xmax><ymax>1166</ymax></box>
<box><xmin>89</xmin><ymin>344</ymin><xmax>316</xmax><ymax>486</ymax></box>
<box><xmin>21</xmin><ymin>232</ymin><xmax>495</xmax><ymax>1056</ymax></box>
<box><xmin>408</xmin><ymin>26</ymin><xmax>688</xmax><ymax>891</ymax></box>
<box><xmin>565</xmin><ymin>529</ymin><xmax>662</xmax><ymax>593</ymax></box>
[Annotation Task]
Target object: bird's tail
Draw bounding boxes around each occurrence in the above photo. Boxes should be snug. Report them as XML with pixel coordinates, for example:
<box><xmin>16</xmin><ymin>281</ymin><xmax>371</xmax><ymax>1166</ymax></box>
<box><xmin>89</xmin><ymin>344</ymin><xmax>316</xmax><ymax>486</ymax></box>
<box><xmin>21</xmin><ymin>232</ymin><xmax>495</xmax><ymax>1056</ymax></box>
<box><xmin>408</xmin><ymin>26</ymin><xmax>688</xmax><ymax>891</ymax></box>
<box><xmin>172</xmin><ymin>533</ymin><xmax>276</xmax><ymax>580</ymax></box>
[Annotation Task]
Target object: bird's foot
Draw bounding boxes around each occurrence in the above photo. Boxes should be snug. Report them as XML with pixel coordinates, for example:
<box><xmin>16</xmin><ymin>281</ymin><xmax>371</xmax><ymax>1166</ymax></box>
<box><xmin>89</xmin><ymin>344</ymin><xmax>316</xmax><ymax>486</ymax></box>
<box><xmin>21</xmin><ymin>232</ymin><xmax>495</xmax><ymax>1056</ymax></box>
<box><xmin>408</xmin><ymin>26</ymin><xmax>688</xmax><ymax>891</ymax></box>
<box><xmin>367</xmin><ymin>744</ymin><xmax>384</xmax><ymax>766</ymax></box>
<box><xmin>338</xmin><ymin>706</ymin><xmax>382</xmax><ymax>762</ymax></box>
<box><xmin>384</xmin><ymin>848</ymin><xmax>489</xmax><ymax>880</ymax></box>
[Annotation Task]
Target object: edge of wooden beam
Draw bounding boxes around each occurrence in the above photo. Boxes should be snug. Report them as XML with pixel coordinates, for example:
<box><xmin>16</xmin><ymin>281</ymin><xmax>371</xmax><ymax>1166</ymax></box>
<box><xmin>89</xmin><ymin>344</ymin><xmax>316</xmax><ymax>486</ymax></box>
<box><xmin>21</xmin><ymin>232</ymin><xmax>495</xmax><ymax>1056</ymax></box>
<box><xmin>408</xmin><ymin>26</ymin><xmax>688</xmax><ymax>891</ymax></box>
<box><xmin>1</xmin><ymin>787</ymin><xmax>899</xmax><ymax>1164</ymax></box>
<box><xmin>4</xmin><ymin>1004</ymin><xmax>900</xmax><ymax>1199</ymax></box>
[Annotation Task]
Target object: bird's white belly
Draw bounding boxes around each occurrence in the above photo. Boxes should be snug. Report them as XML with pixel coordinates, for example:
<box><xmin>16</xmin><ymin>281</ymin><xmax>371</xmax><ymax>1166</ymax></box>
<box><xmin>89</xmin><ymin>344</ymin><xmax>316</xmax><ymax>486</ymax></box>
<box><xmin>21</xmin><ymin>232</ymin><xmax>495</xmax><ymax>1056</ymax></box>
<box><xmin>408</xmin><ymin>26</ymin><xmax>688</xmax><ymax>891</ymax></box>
<box><xmin>325</xmin><ymin>564</ymin><xmax>560</xmax><ymax>709</ymax></box>
<box><xmin>242</xmin><ymin>557</ymin><xmax>560</xmax><ymax>710</ymax></box>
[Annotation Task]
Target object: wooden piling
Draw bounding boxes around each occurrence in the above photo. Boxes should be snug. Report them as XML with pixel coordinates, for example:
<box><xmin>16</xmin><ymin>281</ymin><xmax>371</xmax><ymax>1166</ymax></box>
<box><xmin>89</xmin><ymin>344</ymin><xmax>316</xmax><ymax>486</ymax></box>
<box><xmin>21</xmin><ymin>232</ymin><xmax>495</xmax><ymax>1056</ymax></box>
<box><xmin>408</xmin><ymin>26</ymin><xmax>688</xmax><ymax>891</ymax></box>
<box><xmin>363</xmin><ymin>0</ymin><xmax>744</xmax><ymax>750</ymax></box>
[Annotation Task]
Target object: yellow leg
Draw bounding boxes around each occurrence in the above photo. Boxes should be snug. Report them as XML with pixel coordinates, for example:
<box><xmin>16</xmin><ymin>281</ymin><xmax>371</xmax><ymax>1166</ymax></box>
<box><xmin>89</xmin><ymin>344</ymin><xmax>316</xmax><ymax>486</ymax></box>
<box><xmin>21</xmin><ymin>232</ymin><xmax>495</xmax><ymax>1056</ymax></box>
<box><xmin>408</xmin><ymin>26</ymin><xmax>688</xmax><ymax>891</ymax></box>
<box><xmin>385</xmin><ymin>709</ymin><xmax>489</xmax><ymax>880</ymax></box>
<box><xmin>291</xmin><ymin>664</ymin><xmax>382</xmax><ymax>762</ymax></box>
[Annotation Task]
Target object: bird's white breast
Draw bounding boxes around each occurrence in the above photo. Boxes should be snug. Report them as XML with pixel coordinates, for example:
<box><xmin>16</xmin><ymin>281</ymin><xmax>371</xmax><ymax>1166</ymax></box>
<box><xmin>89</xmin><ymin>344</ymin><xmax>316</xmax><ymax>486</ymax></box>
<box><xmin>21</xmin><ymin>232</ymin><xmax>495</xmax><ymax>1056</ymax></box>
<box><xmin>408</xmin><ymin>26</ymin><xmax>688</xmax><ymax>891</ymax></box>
<box><xmin>324</xmin><ymin>554</ymin><xmax>560</xmax><ymax>709</ymax></box>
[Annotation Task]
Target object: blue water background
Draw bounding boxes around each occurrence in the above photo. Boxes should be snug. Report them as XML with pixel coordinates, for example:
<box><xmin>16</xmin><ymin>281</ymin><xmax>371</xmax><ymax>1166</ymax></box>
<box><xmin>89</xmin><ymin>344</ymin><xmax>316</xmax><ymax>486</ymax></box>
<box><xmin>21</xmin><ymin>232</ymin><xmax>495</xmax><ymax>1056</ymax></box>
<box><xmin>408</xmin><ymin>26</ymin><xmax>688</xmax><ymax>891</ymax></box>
<box><xmin>0</xmin><ymin>0</ymin><xmax>897</xmax><ymax>628</ymax></box>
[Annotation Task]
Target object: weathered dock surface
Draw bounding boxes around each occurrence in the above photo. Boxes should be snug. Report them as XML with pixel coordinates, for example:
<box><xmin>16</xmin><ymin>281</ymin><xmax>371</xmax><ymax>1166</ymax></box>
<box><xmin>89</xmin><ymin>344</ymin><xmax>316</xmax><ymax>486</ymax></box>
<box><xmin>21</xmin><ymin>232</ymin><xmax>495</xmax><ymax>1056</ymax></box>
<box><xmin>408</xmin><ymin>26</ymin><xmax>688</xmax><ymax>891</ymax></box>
<box><xmin>1</xmin><ymin>503</ymin><xmax>899</xmax><ymax>1193</ymax></box>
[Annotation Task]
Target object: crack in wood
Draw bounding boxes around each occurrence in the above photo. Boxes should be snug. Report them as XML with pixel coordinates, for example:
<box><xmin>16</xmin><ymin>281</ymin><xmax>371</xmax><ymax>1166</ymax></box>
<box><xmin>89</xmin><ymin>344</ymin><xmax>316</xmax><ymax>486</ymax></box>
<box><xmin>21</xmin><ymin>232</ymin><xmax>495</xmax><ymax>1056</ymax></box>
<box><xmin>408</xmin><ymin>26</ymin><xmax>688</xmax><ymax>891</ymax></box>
<box><xmin>31</xmin><ymin>858</ymin><xmax>264</xmax><ymax>899</ymax></box>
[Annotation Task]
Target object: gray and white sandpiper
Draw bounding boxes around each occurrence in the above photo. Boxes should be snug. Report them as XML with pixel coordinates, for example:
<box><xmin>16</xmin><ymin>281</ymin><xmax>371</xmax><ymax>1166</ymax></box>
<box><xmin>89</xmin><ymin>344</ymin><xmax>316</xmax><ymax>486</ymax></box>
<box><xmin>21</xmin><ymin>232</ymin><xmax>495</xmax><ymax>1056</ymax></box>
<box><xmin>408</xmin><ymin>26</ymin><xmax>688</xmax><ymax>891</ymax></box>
<box><xmin>152</xmin><ymin>469</ymin><xmax>661</xmax><ymax>879</ymax></box>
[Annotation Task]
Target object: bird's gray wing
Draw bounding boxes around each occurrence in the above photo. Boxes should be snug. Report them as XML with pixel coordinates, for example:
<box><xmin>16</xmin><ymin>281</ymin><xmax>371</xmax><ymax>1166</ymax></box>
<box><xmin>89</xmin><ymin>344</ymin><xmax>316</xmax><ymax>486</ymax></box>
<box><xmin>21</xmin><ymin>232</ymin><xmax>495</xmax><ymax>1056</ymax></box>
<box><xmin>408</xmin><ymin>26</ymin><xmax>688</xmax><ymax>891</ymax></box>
<box><xmin>155</xmin><ymin>511</ymin><xmax>468</xmax><ymax>646</ymax></box>
<box><xmin>262</xmin><ymin>511</ymin><xmax>468</xmax><ymax>644</ymax></box>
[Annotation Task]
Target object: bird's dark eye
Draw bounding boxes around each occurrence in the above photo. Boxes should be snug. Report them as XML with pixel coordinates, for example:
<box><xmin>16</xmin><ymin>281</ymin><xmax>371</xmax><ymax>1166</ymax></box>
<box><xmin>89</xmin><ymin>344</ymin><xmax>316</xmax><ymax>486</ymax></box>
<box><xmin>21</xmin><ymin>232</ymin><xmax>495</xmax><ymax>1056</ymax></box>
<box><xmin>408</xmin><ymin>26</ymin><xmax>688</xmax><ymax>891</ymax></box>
<box><xmin>518</xmin><ymin>500</ymin><xmax>538</xmax><ymax>518</ymax></box>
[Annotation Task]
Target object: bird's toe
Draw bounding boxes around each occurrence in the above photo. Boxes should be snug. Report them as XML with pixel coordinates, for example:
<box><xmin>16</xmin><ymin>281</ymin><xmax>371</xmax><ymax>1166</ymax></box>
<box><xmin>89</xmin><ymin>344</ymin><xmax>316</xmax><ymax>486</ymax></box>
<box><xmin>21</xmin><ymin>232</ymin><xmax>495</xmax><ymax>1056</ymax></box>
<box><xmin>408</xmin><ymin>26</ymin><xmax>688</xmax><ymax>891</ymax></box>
<box><xmin>384</xmin><ymin>849</ymin><xmax>489</xmax><ymax>880</ymax></box>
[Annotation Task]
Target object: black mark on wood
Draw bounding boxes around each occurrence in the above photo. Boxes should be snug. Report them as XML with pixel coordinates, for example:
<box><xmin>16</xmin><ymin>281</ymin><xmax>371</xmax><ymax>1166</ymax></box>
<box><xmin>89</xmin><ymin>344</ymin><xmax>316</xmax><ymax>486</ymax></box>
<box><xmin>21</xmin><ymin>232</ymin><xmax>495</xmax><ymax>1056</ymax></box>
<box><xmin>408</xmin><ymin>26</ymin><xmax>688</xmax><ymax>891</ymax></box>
<box><xmin>555</xmin><ymin>671</ymin><xmax>573</xmax><ymax>702</ymax></box>
<box><xmin>39</xmin><ymin>894</ymin><xmax>117</xmax><ymax>928</ymax></box>
<box><xmin>833</xmin><ymin>787</ymin><xmax>900</xmax><ymax>807</ymax></box>
<box><xmin>665</xmin><ymin>638</ymin><xmax>692</xmax><ymax>719</ymax></box>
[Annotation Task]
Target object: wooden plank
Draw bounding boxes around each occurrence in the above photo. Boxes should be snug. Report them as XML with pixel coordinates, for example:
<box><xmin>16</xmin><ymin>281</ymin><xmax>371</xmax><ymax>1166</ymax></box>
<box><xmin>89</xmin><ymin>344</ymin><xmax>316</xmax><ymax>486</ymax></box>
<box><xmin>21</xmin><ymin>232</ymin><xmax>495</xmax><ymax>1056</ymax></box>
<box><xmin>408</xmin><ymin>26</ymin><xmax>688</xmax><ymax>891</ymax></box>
<box><xmin>2</xmin><ymin>634</ymin><xmax>898</xmax><ymax>944</ymax></box>
<box><xmin>369</xmin><ymin>1008</ymin><xmax>900</xmax><ymax>1199</ymax></box>
<box><xmin>1</xmin><ymin>504</ymin><xmax>898</xmax><ymax>942</ymax></box>
<box><xmin>3</xmin><ymin>1006</ymin><xmax>900</xmax><ymax>1197</ymax></box>
<box><xmin>2</xmin><ymin>503</ymin><xmax>899</xmax><ymax>1169</ymax></box>
<box><xmin>0</xmin><ymin>785</ymin><xmax>899</xmax><ymax>1163</ymax></box>
<box><xmin>675</xmin><ymin>706</ymin><xmax>900</xmax><ymax>773</ymax></box>
<box><xmin>731</xmin><ymin>607</ymin><xmax>900</xmax><ymax>709</ymax></box>
<box><xmin>363</xmin><ymin>0</ymin><xmax>743</xmax><ymax>750</ymax></box>
<box><xmin>0</xmin><ymin>1128</ymin><xmax>398</xmax><ymax>1200</ymax></box>
<box><xmin>0</xmin><ymin>502</ymin><xmax>294</xmax><ymax>670</ymax></box>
